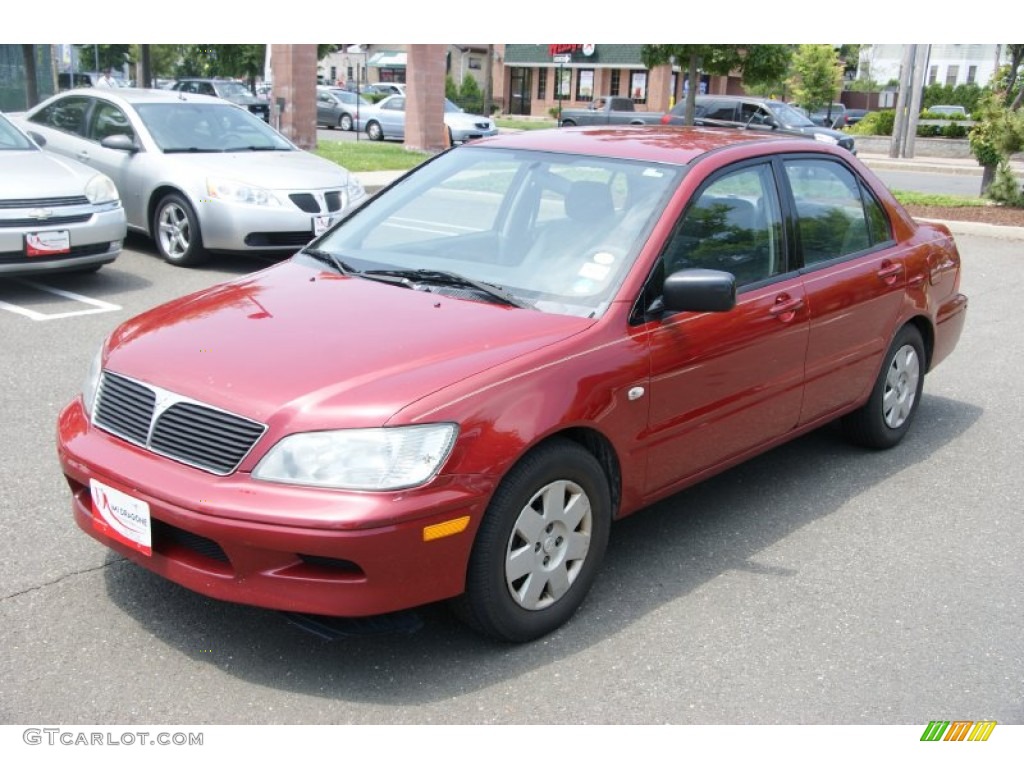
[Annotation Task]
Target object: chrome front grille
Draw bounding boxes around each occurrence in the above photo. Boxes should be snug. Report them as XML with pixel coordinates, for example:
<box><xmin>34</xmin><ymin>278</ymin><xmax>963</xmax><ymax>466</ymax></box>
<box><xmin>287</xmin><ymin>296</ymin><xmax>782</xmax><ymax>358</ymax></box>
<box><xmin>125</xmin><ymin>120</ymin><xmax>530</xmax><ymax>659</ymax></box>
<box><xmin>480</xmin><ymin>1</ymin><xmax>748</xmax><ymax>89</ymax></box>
<box><xmin>93</xmin><ymin>371</ymin><xmax>266</xmax><ymax>475</ymax></box>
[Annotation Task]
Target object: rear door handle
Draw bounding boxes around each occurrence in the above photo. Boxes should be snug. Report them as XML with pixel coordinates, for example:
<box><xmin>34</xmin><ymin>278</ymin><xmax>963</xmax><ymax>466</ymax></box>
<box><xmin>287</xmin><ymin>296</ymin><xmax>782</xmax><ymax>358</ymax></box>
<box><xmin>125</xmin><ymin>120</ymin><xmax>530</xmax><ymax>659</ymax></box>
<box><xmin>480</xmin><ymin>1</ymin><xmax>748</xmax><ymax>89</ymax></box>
<box><xmin>877</xmin><ymin>263</ymin><xmax>903</xmax><ymax>281</ymax></box>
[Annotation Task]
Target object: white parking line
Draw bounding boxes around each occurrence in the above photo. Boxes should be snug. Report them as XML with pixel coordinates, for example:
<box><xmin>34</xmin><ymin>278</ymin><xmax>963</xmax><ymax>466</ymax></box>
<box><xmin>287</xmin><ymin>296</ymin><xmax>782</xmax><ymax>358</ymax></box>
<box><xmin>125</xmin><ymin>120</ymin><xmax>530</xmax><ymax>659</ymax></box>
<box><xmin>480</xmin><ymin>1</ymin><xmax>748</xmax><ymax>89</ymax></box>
<box><xmin>0</xmin><ymin>279</ymin><xmax>121</xmax><ymax>321</ymax></box>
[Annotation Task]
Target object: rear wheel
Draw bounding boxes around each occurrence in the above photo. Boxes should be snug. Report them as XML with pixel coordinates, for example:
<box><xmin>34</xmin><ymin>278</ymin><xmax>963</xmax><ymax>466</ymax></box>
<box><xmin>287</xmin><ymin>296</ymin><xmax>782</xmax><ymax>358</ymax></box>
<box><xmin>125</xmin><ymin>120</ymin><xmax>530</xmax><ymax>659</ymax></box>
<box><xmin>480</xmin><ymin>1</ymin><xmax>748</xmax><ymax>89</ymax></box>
<box><xmin>560</xmin><ymin>119</ymin><xmax>577</xmax><ymax>127</ymax></box>
<box><xmin>153</xmin><ymin>193</ymin><xmax>209</xmax><ymax>267</ymax></box>
<box><xmin>454</xmin><ymin>439</ymin><xmax>611</xmax><ymax>642</ymax></box>
<box><xmin>842</xmin><ymin>325</ymin><xmax>925</xmax><ymax>449</ymax></box>
<box><xmin>366</xmin><ymin>121</ymin><xmax>383</xmax><ymax>141</ymax></box>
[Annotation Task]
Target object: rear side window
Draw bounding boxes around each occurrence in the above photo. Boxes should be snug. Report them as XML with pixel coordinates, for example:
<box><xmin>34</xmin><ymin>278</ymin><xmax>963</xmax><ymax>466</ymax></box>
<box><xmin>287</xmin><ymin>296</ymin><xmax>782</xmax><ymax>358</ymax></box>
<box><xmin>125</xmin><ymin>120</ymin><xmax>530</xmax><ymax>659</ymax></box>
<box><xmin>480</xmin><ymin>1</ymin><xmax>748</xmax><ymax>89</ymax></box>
<box><xmin>30</xmin><ymin>96</ymin><xmax>90</xmax><ymax>137</ymax></box>
<box><xmin>703</xmin><ymin>100</ymin><xmax>738</xmax><ymax>122</ymax></box>
<box><xmin>784</xmin><ymin>159</ymin><xmax>892</xmax><ymax>267</ymax></box>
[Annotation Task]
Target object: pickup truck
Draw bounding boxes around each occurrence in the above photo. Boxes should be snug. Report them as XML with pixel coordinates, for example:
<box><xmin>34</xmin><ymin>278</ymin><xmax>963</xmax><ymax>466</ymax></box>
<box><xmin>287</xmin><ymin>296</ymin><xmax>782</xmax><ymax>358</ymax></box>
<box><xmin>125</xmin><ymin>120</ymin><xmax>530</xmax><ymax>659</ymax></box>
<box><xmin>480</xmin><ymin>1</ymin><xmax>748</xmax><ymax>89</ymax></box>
<box><xmin>558</xmin><ymin>96</ymin><xmax>665</xmax><ymax>127</ymax></box>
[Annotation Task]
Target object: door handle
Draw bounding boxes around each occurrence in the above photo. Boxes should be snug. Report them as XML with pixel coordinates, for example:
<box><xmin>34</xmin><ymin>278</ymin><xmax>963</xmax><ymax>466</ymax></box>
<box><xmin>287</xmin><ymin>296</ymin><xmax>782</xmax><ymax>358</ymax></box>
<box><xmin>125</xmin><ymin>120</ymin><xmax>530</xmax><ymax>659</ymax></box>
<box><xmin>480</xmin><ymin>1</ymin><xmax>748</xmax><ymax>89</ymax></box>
<box><xmin>769</xmin><ymin>295</ymin><xmax>804</xmax><ymax>317</ymax></box>
<box><xmin>877</xmin><ymin>262</ymin><xmax>903</xmax><ymax>281</ymax></box>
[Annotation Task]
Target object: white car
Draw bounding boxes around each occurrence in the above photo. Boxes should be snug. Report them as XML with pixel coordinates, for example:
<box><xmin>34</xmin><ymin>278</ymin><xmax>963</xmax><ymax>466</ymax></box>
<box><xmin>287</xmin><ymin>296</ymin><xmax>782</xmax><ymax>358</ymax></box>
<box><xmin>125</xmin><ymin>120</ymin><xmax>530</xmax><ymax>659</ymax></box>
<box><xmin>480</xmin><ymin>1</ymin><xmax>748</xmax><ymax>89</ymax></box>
<box><xmin>0</xmin><ymin>111</ymin><xmax>125</xmax><ymax>276</ymax></box>
<box><xmin>361</xmin><ymin>95</ymin><xmax>497</xmax><ymax>144</ymax></box>
<box><xmin>15</xmin><ymin>88</ymin><xmax>365</xmax><ymax>267</ymax></box>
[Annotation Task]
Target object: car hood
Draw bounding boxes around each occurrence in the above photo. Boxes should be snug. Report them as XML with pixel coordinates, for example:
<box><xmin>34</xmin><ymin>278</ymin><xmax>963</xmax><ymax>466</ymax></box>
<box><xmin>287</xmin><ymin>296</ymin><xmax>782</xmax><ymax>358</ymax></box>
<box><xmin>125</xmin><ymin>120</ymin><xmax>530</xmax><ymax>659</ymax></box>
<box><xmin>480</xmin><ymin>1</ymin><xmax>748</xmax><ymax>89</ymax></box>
<box><xmin>102</xmin><ymin>259</ymin><xmax>591</xmax><ymax>432</ymax></box>
<box><xmin>445</xmin><ymin>112</ymin><xmax>493</xmax><ymax>128</ymax></box>
<box><xmin>1</xmin><ymin>150</ymin><xmax>98</xmax><ymax>195</ymax></box>
<box><xmin>789</xmin><ymin>125</ymin><xmax>847</xmax><ymax>140</ymax></box>
<box><xmin>163</xmin><ymin>149</ymin><xmax>353</xmax><ymax>188</ymax></box>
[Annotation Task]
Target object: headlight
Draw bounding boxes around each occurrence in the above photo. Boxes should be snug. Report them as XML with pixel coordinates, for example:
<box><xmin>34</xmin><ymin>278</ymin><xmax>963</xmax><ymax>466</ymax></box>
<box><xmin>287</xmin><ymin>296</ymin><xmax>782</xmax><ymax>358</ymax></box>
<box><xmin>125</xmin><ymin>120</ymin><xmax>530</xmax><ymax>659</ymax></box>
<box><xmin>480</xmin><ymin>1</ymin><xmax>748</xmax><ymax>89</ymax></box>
<box><xmin>813</xmin><ymin>133</ymin><xmax>840</xmax><ymax>146</ymax></box>
<box><xmin>345</xmin><ymin>174</ymin><xmax>366</xmax><ymax>206</ymax></box>
<box><xmin>253</xmin><ymin>424</ymin><xmax>458</xmax><ymax>490</ymax></box>
<box><xmin>206</xmin><ymin>177</ymin><xmax>282</xmax><ymax>207</ymax></box>
<box><xmin>84</xmin><ymin>173</ymin><xmax>120</xmax><ymax>205</ymax></box>
<box><xmin>82</xmin><ymin>345</ymin><xmax>104</xmax><ymax>419</ymax></box>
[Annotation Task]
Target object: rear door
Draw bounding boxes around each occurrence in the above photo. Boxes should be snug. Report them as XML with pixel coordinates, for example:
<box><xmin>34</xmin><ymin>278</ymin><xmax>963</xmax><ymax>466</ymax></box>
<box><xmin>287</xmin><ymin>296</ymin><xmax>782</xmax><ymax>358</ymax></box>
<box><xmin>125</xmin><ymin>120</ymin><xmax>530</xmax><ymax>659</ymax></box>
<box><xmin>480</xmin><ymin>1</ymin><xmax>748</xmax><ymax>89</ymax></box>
<box><xmin>780</xmin><ymin>155</ymin><xmax>906</xmax><ymax>425</ymax></box>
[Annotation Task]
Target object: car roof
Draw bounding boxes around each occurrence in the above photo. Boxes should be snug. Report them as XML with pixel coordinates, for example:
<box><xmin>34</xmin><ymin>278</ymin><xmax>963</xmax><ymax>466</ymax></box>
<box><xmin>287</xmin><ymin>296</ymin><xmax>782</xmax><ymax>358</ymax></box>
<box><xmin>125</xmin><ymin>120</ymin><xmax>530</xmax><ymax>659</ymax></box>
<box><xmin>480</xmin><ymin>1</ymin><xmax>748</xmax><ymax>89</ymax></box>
<box><xmin>467</xmin><ymin>125</ymin><xmax>828</xmax><ymax>166</ymax></box>
<box><xmin>33</xmin><ymin>87</ymin><xmax>232</xmax><ymax>108</ymax></box>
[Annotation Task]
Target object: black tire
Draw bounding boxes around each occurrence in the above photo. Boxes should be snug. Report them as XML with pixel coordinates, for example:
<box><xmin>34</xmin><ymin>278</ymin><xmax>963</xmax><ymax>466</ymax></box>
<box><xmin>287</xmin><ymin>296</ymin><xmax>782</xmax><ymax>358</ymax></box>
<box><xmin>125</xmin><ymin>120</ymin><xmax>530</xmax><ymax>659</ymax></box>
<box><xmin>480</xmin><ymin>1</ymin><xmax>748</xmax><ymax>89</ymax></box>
<box><xmin>842</xmin><ymin>324</ymin><xmax>925</xmax><ymax>449</ymax></box>
<box><xmin>366</xmin><ymin>121</ymin><xmax>383</xmax><ymax>141</ymax></box>
<box><xmin>340</xmin><ymin>113</ymin><xmax>353</xmax><ymax>131</ymax></box>
<box><xmin>453</xmin><ymin>439</ymin><xmax>611</xmax><ymax>642</ymax></box>
<box><xmin>560</xmin><ymin>119</ymin><xmax>577</xmax><ymax>127</ymax></box>
<box><xmin>152</xmin><ymin>193</ymin><xmax>209</xmax><ymax>267</ymax></box>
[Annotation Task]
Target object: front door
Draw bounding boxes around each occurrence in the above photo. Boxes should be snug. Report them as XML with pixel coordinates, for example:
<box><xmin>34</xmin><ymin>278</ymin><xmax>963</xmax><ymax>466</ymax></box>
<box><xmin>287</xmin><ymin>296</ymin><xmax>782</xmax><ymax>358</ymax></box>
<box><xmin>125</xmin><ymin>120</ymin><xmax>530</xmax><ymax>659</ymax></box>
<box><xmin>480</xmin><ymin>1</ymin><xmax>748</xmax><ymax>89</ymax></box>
<box><xmin>509</xmin><ymin>68</ymin><xmax>532</xmax><ymax>116</ymax></box>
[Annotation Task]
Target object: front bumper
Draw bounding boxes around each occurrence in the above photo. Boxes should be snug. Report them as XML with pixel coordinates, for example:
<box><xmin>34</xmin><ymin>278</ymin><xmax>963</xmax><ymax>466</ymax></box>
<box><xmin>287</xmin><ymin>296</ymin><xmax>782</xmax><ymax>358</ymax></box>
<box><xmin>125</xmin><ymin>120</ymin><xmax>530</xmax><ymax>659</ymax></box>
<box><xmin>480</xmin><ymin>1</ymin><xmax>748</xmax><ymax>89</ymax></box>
<box><xmin>195</xmin><ymin>189</ymin><xmax>366</xmax><ymax>253</ymax></box>
<box><xmin>0</xmin><ymin>205</ymin><xmax>125</xmax><ymax>275</ymax></box>
<box><xmin>449</xmin><ymin>126</ymin><xmax>499</xmax><ymax>144</ymax></box>
<box><xmin>58</xmin><ymin>399</ymin><xmax>492</xmax><ymax>617</ymax></box>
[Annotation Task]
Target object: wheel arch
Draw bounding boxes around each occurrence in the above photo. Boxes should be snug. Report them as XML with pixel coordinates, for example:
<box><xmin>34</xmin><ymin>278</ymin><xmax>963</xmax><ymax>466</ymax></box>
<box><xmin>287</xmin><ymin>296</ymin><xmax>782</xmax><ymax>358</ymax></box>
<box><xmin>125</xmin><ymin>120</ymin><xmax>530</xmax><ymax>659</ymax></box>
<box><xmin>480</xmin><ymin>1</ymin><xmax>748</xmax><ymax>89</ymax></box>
<box><xmin>146</xmin><ymin>184</ymin><xmax>195</xmax><ymax>238</ymax></box>
<box><xmin>903</xmin><ymin>314</ymin><xmax>935</xmax><ymax>372</ymax></box>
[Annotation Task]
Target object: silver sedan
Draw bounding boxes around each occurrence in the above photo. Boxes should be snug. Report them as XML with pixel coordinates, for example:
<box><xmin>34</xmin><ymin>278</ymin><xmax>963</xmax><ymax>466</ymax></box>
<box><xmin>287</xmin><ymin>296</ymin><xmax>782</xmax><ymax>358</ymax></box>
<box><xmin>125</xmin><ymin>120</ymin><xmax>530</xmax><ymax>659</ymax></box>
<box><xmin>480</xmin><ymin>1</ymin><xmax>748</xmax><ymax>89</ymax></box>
<box><xmin>15</xmin><ymin>89</ymin><xmax>365</xmax><ymax>267</ymax></box>
<box><xmin>0</xmin><ymin>112</ymin><xmax>125</xmax><ymax>276</ymax></box>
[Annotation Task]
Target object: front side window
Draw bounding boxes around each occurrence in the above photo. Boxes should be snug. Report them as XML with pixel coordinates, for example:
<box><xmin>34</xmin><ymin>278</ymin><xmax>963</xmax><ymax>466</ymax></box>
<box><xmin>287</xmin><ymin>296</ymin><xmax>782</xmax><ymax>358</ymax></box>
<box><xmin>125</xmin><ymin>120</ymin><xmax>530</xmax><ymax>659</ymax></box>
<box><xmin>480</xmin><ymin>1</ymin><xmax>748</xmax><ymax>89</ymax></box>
<box><xmin>784</xmin><ymin>158</ymin><xmax>892</xmax><ymax>267</ymax></box>
<box><xmin>311</xmin><ymin>147</ymin><xmax>681</xmax><ymax>318</ymax></box>
<box><xmin>660</xmin><ymin>163</ymin><xmax>784</xmax><ymax>289</ymax></box>
<box><xmin>88</xmin><ymin>101</ymin><xmax>135</xmax><ymax>143</ymax></box>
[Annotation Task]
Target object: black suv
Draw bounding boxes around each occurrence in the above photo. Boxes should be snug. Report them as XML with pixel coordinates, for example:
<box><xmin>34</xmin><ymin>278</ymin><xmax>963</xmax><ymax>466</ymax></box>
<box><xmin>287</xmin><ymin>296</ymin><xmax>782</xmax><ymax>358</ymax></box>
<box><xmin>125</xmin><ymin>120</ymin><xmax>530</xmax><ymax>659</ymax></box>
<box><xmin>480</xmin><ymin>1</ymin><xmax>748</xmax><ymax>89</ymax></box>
<box><xmin>663</xmin><ymin>95</ymin><xmax>856</xmax><ymax>154</ymax></box>
<box><xmin>171</xmin><ymin>78</ymin><xmax>270</xmax><ymax>122</ymax></box>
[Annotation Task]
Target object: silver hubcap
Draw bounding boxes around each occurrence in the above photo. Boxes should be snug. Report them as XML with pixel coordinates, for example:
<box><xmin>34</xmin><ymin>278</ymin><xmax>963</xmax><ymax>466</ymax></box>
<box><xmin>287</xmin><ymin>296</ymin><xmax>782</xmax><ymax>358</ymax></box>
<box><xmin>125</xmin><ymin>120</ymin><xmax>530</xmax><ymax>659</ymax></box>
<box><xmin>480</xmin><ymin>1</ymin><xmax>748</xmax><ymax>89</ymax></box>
<box><xmin>883</xmin><ymin>344</ymin><xmax>920</xmax><ymax>428</ymax></box>
<box><xmin>157</xmin><ymin>203</ymin><xmax>191</xmax><ymax>259</ymax></box>
<box><xmin>505</xmin><ymin>480</ymin><xmax>592</xmax><ymax>611</ymax></box>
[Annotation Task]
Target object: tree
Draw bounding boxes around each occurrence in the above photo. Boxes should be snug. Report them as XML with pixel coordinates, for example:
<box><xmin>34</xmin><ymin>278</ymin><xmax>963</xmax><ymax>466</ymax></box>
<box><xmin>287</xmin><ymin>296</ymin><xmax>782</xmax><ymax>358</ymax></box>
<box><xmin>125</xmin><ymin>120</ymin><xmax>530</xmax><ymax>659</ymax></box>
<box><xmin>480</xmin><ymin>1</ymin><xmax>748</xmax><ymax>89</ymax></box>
<box><xmin>999</xmin><ymin>44</ymin><xmax>1023</xmax><ymax>110</ymax></box>
<box><xmin>641</xmin><ymin>45</ymin><xmax>792</xmax><ymax>125</ymax></box>
<box><xmin>787</xmin><ymin>44</ymin><xmax>844</xmax><ymax>114</ymax></box>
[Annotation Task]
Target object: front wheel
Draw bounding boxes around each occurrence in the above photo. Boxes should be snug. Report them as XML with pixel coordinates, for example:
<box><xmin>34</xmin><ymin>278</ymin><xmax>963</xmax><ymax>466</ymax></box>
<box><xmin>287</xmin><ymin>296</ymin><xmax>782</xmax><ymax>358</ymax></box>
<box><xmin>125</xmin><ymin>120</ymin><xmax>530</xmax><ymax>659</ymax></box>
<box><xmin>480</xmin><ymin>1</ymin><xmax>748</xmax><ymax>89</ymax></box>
<box><xmin>153</xmin><ymin>193</ymin><xmax>209</xmax><ymax>267</ymax></box>
<box><xmin>454</xmin><ymin>439</ymin><xmax>611</xmax><ymax>642</ymax></box>
<box><xmin>560</xmin><ymin>119</ymin><xmax>577</xmax><ymax>127</ymax></box>
<box><xmin>842</xmin><ymin>324</ymin><xmax>925</xmax><ymax>449</ymax></box>
<box><xmin>340</xmin><ymin>113</ymin><xmax>353</xmax><ymax>131</ymax></box>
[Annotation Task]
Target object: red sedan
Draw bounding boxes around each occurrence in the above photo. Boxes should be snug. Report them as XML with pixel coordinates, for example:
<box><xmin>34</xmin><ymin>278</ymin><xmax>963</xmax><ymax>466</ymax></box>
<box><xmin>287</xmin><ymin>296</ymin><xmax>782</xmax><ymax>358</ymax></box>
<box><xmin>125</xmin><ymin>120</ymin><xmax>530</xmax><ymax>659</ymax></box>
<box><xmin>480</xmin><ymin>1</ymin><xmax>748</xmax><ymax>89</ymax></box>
<box><xmin>57</xmin><ymin>127</ymin><xmax>967</xmax><ymax>642</ymax></box>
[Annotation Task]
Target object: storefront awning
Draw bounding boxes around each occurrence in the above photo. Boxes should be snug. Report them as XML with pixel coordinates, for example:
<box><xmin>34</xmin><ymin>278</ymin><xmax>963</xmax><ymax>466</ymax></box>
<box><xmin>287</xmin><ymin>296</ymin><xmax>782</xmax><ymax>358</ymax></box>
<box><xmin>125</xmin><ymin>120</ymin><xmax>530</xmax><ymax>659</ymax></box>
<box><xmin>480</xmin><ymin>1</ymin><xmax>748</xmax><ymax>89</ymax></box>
<box><xmin>367</xmin><ymin>51</ymin><xmax>407</xmax><ymax>68</ymax></box>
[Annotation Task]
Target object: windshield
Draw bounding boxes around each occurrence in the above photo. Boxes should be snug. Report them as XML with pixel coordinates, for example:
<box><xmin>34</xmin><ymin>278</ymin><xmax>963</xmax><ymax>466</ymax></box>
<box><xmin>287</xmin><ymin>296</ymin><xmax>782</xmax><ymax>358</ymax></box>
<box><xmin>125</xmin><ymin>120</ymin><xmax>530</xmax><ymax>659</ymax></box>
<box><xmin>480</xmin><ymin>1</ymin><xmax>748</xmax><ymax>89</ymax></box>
<box><xmin>444</xmin><ymin>99</ymin><xmax>465</xmax><ymax>113</ymax></box>
<box><xmin>307</xmin><ymin>147</ymin><xmax>682</xmax><ymax>318</ymax></box>
<box><xmin>216</xmin><ymin>81</ymin><xmax>252</xmax><ymax>98</ymax></box>
<box><xmin>772</xmin><ymin>103</ymin><xmax>816</xmax><ymax>128</ymax></box>
<box><xmin>135</xmin><ymin>103</ymin><xmax>292</xmax><ymax>152</ymax></box>
<box><xmin>0</xmin><ymin>114</ymin><xmax>36</xmax><ymax>150</ymax></box>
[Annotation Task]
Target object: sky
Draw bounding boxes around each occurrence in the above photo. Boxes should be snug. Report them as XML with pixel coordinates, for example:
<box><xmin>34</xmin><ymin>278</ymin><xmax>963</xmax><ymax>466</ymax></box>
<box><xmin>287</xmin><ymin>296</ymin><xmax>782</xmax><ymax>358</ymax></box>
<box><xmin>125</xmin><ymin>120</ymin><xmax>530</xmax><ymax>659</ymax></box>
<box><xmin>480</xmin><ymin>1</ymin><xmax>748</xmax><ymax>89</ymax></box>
<box><xmin>0</xmin><ymin>3</ymin><xmax>1003</xmax><ymax>46</ymax></box>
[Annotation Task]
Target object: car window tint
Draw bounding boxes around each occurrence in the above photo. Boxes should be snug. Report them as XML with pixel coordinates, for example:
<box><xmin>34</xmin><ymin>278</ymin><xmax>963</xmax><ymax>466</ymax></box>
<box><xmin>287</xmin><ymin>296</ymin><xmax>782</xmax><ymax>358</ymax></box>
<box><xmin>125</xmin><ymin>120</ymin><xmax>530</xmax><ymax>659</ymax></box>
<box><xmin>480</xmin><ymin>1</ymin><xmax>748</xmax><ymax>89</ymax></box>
<box><xmin>30</xmin><ymin>96</ymin><xmax>90</xmax><ymax>136</ymax></box>
<box><xmin>862</xmin><ymin>182</ymin><xmax>892</xmax><ymax>244</ymax></box>
<box><xmin>704</xmin><ymin>100</ymin><xmax>737</xmax><ymax>122</ymax></box>
<box><xmin>785</xmin><ymin>159</ymin><xmax>881</xmax><ymax>266</ymax></box>
<box><xmin>661</xmin><ymin>163</ymin><xmax>784</xmax><ymax>288</ymax></box>
<box><xmin>88</xmin><ymin>101</ymin><xmax>134</xmax><ymax>143</ymax></box>
<box><xmin>738</xmin><ymin>102</ymin><xmax>770</xmax><ymax>125</ymax></box>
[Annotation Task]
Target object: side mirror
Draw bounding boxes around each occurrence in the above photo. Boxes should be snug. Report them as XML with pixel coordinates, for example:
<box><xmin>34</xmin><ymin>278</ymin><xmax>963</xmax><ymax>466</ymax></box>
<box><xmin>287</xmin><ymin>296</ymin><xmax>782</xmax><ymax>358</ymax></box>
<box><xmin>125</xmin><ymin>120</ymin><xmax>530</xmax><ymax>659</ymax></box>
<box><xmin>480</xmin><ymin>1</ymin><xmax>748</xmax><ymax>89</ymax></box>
<box><xmin>662</xmin><ymin>268</ymin><xmax>736</xmax><ymax>313</ymax></box>
<box><xmin>100</xmin><ymin>134</ymin><xmax>138</xmax><ymax>153</ymax></box>
<box><xmin>27</xmin><ymin>130</ymin><xmax>47</xmax><ymax>147</ymax></box>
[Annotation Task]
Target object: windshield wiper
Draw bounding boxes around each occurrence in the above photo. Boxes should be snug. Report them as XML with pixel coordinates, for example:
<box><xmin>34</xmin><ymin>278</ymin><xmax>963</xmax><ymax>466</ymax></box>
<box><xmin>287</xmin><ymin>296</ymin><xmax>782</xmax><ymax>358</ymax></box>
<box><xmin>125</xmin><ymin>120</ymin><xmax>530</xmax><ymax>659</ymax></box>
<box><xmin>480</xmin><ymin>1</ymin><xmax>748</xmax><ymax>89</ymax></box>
<box><xmin>302</xmin><ymin>248</ymin><xmax>358</xmax><ymax>275</ymax></box>
<box><xmin>163</xmin><ymin>147</ymin><xmax>224</xmax><ymax>153</ymax></box>
<box><xmin>363</xmin><ymin>268</ymin><xmax>531</xmax><ymax>309</ymax></box>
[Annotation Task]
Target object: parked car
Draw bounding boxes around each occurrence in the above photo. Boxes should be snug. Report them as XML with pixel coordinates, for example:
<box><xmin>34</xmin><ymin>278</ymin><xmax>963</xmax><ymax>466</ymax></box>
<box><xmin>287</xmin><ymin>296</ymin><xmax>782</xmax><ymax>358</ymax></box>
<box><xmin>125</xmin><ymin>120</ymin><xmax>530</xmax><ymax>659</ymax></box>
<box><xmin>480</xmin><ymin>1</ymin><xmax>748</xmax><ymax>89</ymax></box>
<box><xmin>361</xmin><ymin>82</ymin><xmax>406</xmax><ymax>97</ymax></box>
<box><xmin>925</xmin><ymin>104</ymin><xmax>969</xmax><ymax>118</ymax></box>
<box><xmin>0</xmin><ymin>111</ymin><xmax>125</xmax><ymax>276</ymax></box>
<box><xmin>171</xmin><ymin>78</ymin><xmax>270</xmax><ymax>122</ymax></box>
<box><xmin>15</xmin><ymin>88</ymin><xmax>365</xmax><ymax>266</ymax></box>
<box><xmin>807</xmin><ymin>102</ymin><xmax>848</xmax><ymax>128</ymax></box>
<box><xmin>662</xmin><ymin>96</ymin><xmax>856</xmax><ymax>154</ymax></box>
<box><xmin>558</xmin><ymin>96</ymin><xmax>665</xmax><ymax>127</ymax></box>
<box><xmin>57</xmin><ymin>127</ymin><xmax>966</xmax><ymax>642</ymax></box>
<box><xmin>58</xmin><ymin>71</ymin><xmax>127</xmax><ymax>91</ymax></box>
<box><xmin>834</xmin><ymin>108</ymin><xmax>870</xmax><ymax>128</ymax></box>
<box><xmin>316</xmin><ymin>86</ymin><xmax>373</xmax><ymax>131</ymax></box>
<box><xmin>362</xmin><ymin>95</ymin><xmax>497</xmax><ymax>144</ymax></box>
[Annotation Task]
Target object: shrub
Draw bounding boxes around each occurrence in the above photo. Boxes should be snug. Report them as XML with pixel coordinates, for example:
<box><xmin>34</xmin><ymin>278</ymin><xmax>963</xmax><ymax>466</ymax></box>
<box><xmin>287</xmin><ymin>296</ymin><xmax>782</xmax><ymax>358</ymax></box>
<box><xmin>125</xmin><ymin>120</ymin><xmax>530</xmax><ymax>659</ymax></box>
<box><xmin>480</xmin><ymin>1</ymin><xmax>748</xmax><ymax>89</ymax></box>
<box><xmin>850</xmin><ymin>109</ymin><xmax>895</xmax><ymax>136</ymax></box>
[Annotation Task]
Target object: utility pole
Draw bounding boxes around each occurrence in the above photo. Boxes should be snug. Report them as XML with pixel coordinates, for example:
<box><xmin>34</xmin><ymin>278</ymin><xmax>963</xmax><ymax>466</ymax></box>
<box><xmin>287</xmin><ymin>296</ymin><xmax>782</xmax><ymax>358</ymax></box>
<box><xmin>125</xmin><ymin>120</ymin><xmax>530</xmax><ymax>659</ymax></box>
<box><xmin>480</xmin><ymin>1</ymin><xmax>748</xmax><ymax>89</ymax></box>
<box><xmin>904</xmin><ymin>44</ymin><xmax>930</xmax><ymax>158</ymax></box>
<box><xmin>889</xmin><ymin>44</ymin><xmax>916</xmax><ymax>158</ymax></box>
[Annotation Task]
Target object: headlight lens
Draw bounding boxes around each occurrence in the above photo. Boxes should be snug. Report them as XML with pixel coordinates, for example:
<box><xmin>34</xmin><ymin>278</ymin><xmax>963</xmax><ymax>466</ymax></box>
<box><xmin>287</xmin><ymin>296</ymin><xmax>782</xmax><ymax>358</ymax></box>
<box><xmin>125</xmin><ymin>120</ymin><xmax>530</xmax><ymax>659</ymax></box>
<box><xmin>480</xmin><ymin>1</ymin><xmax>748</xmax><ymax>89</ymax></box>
<box><xmin>813</xmin><ymin>133</ymin><xmax>840</xmax><ymax>146</ymax></box>
<box><xmin>345</xmin><ymin>175</ymin><xmax>366</xmax><ymax>207</ymax></box>
<box><xmin>82</xmin><ymin>345</ymin><xmax>104</xmax><ymax>419</ymax></box>
<box><xmin>253</xmin><ymin>424</ymin><xmax>458</xmax><ymax>490</ymax></box>
<box><xmin>84</xmin><ymin>173</ymin><xmax>120</xmax><ymax>205</ymax></box>
<box><xmin>206</xmin><ymin>177</ymin><xmax>282</xmax><ymax>207</ymax></box>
